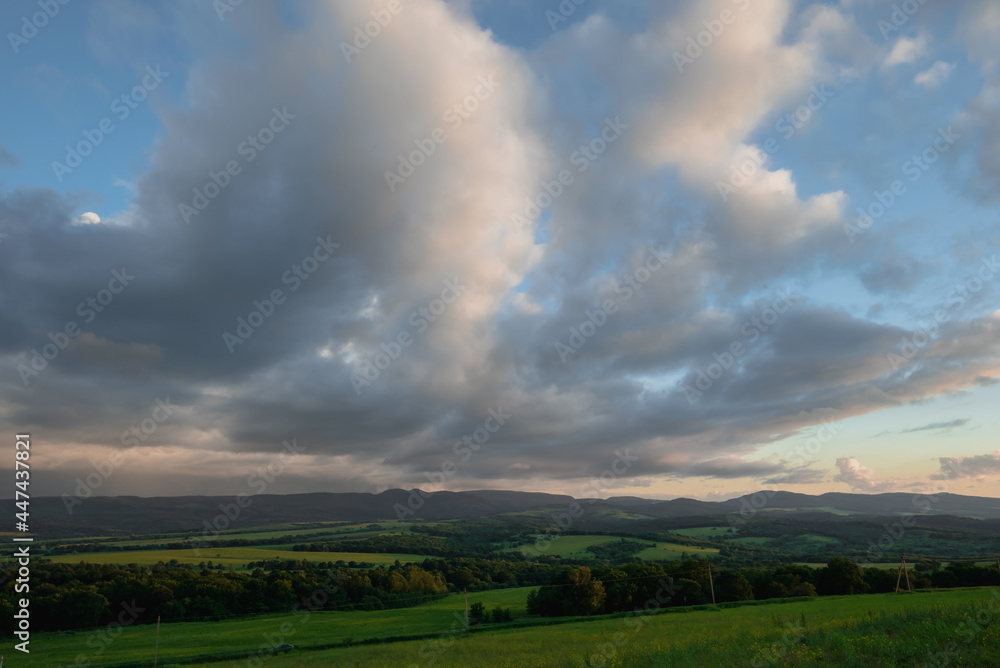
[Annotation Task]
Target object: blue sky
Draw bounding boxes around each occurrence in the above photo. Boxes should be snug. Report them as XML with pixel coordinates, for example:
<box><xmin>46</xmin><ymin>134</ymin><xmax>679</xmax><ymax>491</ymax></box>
<box><xmin>1</xmin><ymin>0</ymin><xmax>999</xmax><ymax>500</ymax></box>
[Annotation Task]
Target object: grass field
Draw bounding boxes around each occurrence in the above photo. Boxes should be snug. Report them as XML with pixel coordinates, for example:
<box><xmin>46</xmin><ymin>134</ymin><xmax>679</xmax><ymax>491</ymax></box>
<box><xmin>47</xmin><ymin>546</ymin><xmax>434</xmax><ymax>568</ymax></box>
<box><xmin>196</xmin><ymin>587</ymin><xmax>1000</xmax><ymax>668</ymax></box>
<box><xmin>42</xmin><ymin>521</ymin><xmax>412</xmax><ymax>549</ymax></box>
<box><xmin>502</xmin><ymin>535</ymin><xmax>719</xmax><ymax>561</ymax></box>
<box><xmin>504</xmin><ymin>535</ymin><xmax>622</xmax><ymax>558</ymax></box>
<box><xmin>23</xmin><ymin>586</ymin><xmax>535</xmax><ymax>667</ymax></box>
<box><xmin>666</xmin><ymin>527</ymin><xmax>730</xmax><ymax>539</ymax></box>
<box><xmin>21</xmin><ymin>586</ymin><xmax>1000</xmax><ymax>666</ymax></box>
<box><xmin>635</xmin><ymin>542</ymin><xmax>718</xmax><ymax>560</ymax></box>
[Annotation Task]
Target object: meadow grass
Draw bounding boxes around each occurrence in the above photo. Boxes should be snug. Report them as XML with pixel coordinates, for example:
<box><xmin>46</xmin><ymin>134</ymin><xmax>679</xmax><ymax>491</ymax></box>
<box><xmin>27</xmin><ymin>586</ymin><xmax>536</xmax><ymax>667</ymax></box>
<box><xmin>181</xmin><ymin>587</ymin><xmax>998</xmax><ymax>668</ymax></box>
<box><xmin>46</xmin><ymin>546</ymin><xmax>433</xmax><ymax>568</ymax></box>
<box><xmin>24</xmin><ymin>586</ymin><xmax>998</xmax><ymax>667</ymax></box>
<box><xmin>635</xmin><ymin>542</ymin><xmax>718</xmax><ymax>560</ymax></box>
<box><xmin>501</xmin><ymin>535</ymin><xmax>718</xmax><ymax>560</ymax></box>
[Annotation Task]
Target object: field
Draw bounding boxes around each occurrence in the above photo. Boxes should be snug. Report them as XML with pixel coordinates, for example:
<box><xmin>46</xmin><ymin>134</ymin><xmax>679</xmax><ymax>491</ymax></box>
<box><xmin>24</xmin><ymin>587</ymin><xmax>996</xmax><ymax>667</ymax></box>
<box><xmin>193</xmin><ymin>587</ymin><xmax>1000</xmax><ymax>667</ymax></box>
<box><xmin>635</xmin><ymin>542</ymin><xmax>718</xmax><ymax>560</ymax></box>
<box><xmin>47</xmin><ymin>546</ymin><xmax>434</xmax><ymax>568</ymax></box>
<box><xmin>503</xmin><ymin>535</ymin><xmax>718</xmax><ymax>560</ymax></box>
<box><xmin>504</xmin><ymin>535</ymin><xmax>622</xmax><ymax>558</ymax></box>
<box><xmin>23</xmin><ymin>586</ymin><xmax>536</xmax><ymax>667</ymax></box>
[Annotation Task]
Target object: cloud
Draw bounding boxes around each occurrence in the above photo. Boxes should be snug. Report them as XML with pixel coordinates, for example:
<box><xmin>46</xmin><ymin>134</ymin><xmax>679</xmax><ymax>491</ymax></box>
<box><xmin>914</xmin><ymin>61</ymin><xmax>954</xmax><ymax>87</ymax></box>
<box><xmin>900</xmin><ymin>418</ymin><xmax>971</xmax><ymax>434</ymax></box>
<box><xmin>0</xmin><ymin>144</ymin><xmax>18</xmax><ymax>168</ymax></box>
<box><xmin>763</xmin><ymin>467</ymin><xmax>826</xmax><ymax>485</ymax></box>
<box><xmin>883</xmin><ymin>35</ymin><xmax>927</xmax><ymax>68</ymax></box>
<box><xmin>2</xmin><ymin>0</ymin><xmax>1000</xmax><ymax>498</ymax></box>
<box><xmin>959</xmin><ymin>0</ymin><xmax>1000</xmax><ymax>72</ymax></box>
<box><xmin>934</xmin><ymin>451</ymin><xmax>1000</xmax><ymax>480</ymax></box>
<box><xmin>72</xmin><ymin>212</ymin><xmax>102</xmax><ymax>225</ymax></box>
<box><xmin>833</xmin><ymin>457</ymin><xmax>905</xmax><ymax>492</ymax></box>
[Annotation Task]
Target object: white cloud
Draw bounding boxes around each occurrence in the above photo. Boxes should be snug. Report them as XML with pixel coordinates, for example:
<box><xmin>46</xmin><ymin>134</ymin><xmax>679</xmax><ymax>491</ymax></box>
<box><xmin>883</xmin><ymin>35</ymin><xmax>928</xmax><ymax>68</ymax></box>
<box><xmin>833</xmin><ymin>457</ymin><xmax>904</xmax><ymax>492</ymax></box>
<box><xmin>914</xmin><ymin>61</ymin><xmax>953</xmax><ymax>87</ymax></box>
<box><xmin>72</xmin><ymin>211</ymin><xmax>101</xmax><ymax>225</ymax></box>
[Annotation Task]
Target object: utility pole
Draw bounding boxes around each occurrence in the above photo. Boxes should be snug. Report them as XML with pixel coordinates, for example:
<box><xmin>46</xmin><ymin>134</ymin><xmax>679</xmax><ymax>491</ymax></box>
<box><xmin>895</xmin><ymin>555</ymin><xmax>911</xmax><ymax>593</ymax></box>
<box><xmin>464</xmin><ymin>588</ymin><xmax>469</xmax><ymax>629</ymax></box>
<box><xmin>708</xmin><ymin>564</ymin><xmax>716</xmax><ymax>606</ymax></box>
<box><xmin>153</xmin><ymin>615</ymin><xmax>161</xmax><ymax>667</ymax></box>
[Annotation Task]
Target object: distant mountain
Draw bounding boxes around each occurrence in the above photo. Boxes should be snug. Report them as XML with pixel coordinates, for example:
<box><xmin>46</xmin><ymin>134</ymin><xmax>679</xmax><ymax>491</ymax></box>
<box><xmin>26</xmin><ymin>489</ymin><xmax>1000</xmax><ymax>538</ymax></box>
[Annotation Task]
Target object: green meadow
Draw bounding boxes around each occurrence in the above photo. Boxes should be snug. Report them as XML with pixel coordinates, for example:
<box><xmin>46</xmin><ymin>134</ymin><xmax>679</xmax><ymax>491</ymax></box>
<box><xmin>47</xmin><ymin>546</ymin><xmax>433</xmax><ymax>568</ymax></box>
<box><xmin>503</xmin><ymin>535</ymin><xmax>718</xmax><ymax>560</ymax></box>
<box><xmin>28</xmin><ymin>586</ymin><xmax>995</xmax><ymax>667</ymax></box>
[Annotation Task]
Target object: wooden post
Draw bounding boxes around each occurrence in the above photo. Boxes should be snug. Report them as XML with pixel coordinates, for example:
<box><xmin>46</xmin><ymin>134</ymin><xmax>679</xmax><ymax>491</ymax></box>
<box><xmin>153</xmin><ymin>615</ymin><xmax>160</xmax><ymax>667</ymax></box>
<box><xmin>708</xmin><ymin>564</ymin><xmax>716</xmax><ymax>606</ymax></box>
<box><xmin>895</xmin><ymin>556</ymin><xmax>905</xmax><ymax>593</ymax></box>
<box><xmin>903</xmin><ymin>556</ymin><xmax>911</xmax><ymax>592</ymax></box>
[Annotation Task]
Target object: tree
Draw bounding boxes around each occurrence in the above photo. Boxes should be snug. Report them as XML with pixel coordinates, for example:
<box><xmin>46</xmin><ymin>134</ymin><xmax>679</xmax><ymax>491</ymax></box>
<box><xmin>715</xmin><ymin>572</ymin><xmax>753</xmax><ymax>602</ymax></box>
<box><xmin>566</xmin><ymin>566</ymin><xmax>606</xmax><ymax>615</ymax></box>
<box><xmin>469</xmin><ymin>601</ymin><xmax>486</xmax><ymax>626</ymax></box>
<box><xmin>817</xmin><ymin>557</ymin><xmax>869</xmax><ymax>596</ymax></box>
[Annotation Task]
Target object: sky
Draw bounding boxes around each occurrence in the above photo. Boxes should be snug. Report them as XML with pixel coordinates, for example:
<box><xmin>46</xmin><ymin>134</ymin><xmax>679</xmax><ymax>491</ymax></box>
<box><xmin>1</xmin><ymin>0</ymin><xmax>999</xmax><ymax>503</ymax></box>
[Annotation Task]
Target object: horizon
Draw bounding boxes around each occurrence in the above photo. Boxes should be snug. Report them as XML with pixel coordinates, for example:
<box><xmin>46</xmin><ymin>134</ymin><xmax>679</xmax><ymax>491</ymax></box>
<box><xmin>3</xmin><ymin>0</ymin><xmax>1000</xmax><ymax>503</ymax></box>
<box><xmin>13</xmin><ymin>486</ymin><xmax>993</xmax><ymax>504</ymax></box>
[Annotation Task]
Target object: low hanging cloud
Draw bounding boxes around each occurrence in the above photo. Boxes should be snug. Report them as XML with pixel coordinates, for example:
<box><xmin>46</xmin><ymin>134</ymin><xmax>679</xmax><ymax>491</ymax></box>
<box><xmin>934</xmin><ymin>452</ymin><xmax>1000</xmax><ymax>480</ymax></box>
<box><xmin>833</xmin><ymin>457</ymin><xmax>903</xmax><ymax>493</ymax></box>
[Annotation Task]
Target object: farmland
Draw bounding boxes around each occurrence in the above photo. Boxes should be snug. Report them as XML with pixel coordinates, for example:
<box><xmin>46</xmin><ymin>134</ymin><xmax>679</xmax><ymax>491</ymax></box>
<box><xmin>20</xmin><ymin>587</ymin><xmax>998</xmax><ymax>667</ymax></box>
<box><xmin>8</xmin><ymin>491</ymin><xmax>1000</xmax><ymax>666</ymax></box>
<box><xmin>46</xmin><ymin>546</ymin><xmax>434</xmax><ymax>568</ymax></box>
